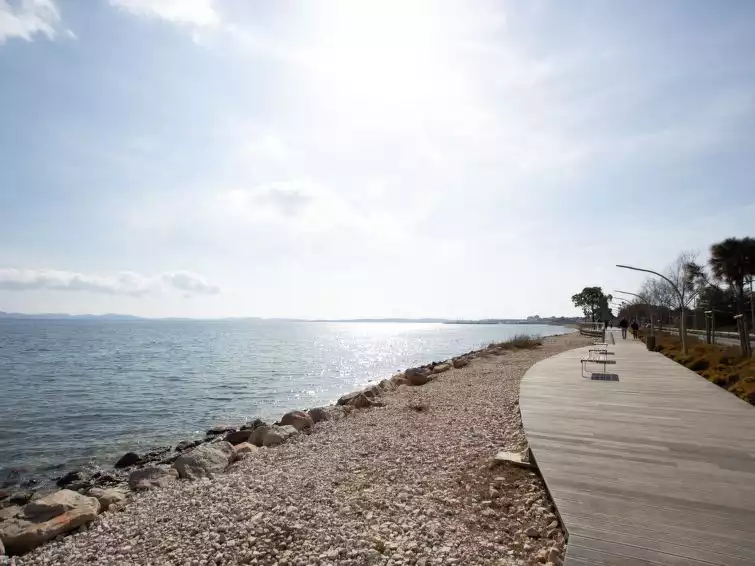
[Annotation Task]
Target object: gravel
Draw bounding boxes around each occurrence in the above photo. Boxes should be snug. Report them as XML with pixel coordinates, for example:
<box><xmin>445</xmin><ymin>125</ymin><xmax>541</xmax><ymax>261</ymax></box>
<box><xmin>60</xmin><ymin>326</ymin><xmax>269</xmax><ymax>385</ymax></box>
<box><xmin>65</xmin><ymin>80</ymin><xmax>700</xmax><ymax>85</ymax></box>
<box><xmin>15</xmin><ymin>332</ymin><xmax>589</xmax><ymax>566</ymax></box>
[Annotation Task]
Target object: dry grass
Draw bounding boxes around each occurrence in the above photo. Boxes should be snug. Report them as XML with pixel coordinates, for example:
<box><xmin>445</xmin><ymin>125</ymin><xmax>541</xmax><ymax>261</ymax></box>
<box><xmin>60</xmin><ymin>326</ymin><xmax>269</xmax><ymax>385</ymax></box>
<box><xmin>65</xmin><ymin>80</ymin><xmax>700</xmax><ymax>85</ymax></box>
<box><xmin>642</xmin><ymin>331</ymin><xmax>755</xmax><ymax>404</ymax></box>
<box><xmin>489</xmin><ymin>334</ymin><xmax>543</xmax><ymax>350</ymax></box>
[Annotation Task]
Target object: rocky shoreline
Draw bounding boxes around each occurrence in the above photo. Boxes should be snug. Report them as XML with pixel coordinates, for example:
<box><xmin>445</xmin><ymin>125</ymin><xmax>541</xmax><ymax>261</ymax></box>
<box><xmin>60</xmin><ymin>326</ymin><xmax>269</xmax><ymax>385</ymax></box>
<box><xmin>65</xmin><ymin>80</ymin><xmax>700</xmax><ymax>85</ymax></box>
<box><xmin>1</xmin><ymin>331</ymin><xmax>588</xmax><ymax>565</ymax></box>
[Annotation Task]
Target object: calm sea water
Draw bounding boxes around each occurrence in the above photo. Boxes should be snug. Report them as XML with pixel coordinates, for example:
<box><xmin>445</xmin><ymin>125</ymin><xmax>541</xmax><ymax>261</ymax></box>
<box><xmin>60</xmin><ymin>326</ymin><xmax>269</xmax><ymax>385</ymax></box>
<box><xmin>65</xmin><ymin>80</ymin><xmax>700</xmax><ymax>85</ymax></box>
<box><xmin>0</xmin><ymin>319</ymin><xmax>571</xmax><ymax>481</ymax></box>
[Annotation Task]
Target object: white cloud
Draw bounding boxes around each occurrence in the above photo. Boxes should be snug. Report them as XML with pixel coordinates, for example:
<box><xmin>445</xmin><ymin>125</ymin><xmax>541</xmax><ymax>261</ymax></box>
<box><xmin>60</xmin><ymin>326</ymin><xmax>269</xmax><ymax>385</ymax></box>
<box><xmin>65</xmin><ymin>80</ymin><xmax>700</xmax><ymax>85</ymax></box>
<box><xmin>0</xmin><ymin>0</ymin><xmax>64</xmax><ymax>44</ymax></box>
<box><xmin>0</xmin><ymin>268</ymin><xmax>219</xmax><ymax>296</ymax></box>
<box><xmin>109</xmin><ymin>0</ymin><xmax>219</xmax><ymax>27</ymax></box>
<box><xmin>160</xmin><ymin>271</ymin><xmax>219</xmax><ymax>295</ymax></box>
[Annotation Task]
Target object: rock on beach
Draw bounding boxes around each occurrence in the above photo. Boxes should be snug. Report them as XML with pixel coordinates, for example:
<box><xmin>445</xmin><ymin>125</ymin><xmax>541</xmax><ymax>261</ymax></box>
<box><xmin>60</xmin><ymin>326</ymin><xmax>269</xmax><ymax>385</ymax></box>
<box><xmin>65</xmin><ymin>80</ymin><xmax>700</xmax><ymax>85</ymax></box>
<box><xmin>174</xmin><ymin>442</ymin><xmax>233</xmax><ymax>480</ymax></box>
<box><xmin>261</xmin><ymin>425</ymin><xmax>298</xmax><ymax>447</ymax></box>
<box><xmin>0</xmin><ymin>490</ymin><xmax>99</xmax><ymax>555</ymax></box>
<box><xmin>279</xmin><ymin>410</ymin><xmax>314</xmax><ymax>431</ymax></box>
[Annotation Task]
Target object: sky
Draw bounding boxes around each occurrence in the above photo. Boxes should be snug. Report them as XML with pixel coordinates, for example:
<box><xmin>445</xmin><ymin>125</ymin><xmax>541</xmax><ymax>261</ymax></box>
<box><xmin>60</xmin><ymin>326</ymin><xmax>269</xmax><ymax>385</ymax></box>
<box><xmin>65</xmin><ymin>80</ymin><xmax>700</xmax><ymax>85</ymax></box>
<box><xmin>1</xmin><ymin>0</ymin><xmax>754</xmax><ymax>319</ymax></box>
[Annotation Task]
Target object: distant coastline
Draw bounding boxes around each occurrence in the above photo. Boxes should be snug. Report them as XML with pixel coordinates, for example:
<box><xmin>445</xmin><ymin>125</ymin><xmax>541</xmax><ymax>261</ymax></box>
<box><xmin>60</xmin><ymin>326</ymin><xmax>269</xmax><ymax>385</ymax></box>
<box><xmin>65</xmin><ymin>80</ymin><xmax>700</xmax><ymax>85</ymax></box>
<box><xmin>0</xmin><ymin>311</ymin><xmax>581</xmax><ymax>324</ymax></box>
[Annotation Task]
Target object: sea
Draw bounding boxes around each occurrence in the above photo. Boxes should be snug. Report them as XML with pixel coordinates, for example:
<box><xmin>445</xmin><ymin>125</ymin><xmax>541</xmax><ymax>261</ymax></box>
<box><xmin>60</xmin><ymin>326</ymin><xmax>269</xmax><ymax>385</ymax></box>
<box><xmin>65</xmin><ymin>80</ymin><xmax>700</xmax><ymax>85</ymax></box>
<box><xmin>0</xmin><ymin>319</ymin><xmax>571</xmax><ymax>484</ymax></box>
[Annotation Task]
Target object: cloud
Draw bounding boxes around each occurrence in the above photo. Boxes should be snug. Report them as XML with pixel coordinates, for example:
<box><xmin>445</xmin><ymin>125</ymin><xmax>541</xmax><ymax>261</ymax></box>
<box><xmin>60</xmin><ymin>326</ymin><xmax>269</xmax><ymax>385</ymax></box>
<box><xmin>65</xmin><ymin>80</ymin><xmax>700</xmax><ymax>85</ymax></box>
<box><xmin>0</xmin><ymin>0</ymin><xmax>65</xmax><ymax>44</ymax></box>
<box><xmin>159</xmin><ymin>271</ymin><xmax>219</xmax><ymax>295</ymax></box>
<box><xmin>109</xmin><ymin>0</ymin><xmax>219</xmax><ymax>28</ymax></box>
<box><xmin>0</xmin><ymin>268</ymin><xmax>219</xmax><ymax>296</ymax></box>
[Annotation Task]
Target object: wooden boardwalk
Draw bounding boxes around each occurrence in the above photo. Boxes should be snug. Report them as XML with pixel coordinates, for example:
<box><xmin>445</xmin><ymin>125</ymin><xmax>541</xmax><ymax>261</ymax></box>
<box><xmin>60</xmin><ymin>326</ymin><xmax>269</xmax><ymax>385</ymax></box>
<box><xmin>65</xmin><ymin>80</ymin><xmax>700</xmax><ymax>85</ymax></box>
<box><xmin>520</xmin><ymin>330</ymin><xmax>755</xmax><ymax>565</ymax></box>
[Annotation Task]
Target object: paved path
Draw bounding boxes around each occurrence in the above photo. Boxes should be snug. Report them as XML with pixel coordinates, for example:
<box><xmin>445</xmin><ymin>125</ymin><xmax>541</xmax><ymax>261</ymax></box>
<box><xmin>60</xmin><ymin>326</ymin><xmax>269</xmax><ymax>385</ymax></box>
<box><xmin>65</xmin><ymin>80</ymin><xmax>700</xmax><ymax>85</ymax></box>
<box><xmin>520</xmin><ymin>330</ymin><xmax>755</xmax><ymax>565</ymax></box>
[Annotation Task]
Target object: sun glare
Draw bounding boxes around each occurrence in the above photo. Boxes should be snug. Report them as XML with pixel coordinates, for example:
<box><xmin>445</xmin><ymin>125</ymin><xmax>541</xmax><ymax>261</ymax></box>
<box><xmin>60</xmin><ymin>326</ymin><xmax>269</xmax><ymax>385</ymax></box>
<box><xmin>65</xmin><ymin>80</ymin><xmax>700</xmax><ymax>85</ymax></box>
<box><xmin>302</xmin><ymin>1</ymin><xmax>462</xmax><ymax>118</ymax></box>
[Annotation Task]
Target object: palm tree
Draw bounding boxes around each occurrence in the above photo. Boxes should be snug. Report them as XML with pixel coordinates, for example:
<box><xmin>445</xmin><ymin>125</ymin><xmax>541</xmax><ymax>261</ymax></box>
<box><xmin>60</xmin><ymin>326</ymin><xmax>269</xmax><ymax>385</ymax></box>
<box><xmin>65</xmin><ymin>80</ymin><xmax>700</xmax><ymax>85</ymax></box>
<box><xmin>709</xmin><ymin>237</ymin><xmax>755</xmax><ymax>318</ymax></box>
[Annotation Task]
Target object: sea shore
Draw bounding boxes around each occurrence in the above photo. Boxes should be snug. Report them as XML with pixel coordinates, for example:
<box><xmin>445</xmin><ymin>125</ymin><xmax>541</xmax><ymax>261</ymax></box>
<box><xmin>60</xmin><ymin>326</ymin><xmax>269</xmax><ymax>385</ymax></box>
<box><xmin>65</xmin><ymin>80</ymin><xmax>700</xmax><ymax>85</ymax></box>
<box><xmin>3</xmin><ymin>332</ymin><xmax>590</xmax><ymax>565</ymax></box>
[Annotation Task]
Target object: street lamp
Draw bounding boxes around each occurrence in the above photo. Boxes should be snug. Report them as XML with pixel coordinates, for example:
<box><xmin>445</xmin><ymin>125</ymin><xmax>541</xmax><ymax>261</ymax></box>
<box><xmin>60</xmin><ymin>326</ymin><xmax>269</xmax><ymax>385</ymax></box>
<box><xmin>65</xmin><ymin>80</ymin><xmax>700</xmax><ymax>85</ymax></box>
<box><xmin>616</xmin><ymin>264</ymin><xmax>686</xmax><ymax>354</ymax></box>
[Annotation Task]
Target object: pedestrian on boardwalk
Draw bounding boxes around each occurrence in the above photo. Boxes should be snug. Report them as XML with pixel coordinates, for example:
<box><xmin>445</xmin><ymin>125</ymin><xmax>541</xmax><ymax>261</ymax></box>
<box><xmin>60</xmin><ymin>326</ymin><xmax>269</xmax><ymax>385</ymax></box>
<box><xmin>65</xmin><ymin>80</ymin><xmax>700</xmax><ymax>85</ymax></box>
<box><xmin>619</xmin><ymin>317</ymin><xmax>629</xmax><ymax>339</ymax></box>
<box><xmin>631</xmin><ymin>319</ymin><xmax>640</xmax><ymax>340</ymax></box>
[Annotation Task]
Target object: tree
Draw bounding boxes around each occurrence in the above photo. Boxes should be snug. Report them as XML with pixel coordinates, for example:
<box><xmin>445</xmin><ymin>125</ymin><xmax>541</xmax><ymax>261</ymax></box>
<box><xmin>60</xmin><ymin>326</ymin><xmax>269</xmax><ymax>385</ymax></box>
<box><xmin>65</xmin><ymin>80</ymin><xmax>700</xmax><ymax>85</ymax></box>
<box><xmin>709</xmin><ymin>237</ymin><xmax>755</xmax><ymax>320</ymax></box>
<box><xmin>571</xmin><ymin>287</ymin><xmax>613</xmax><ymax>322</ymax></box>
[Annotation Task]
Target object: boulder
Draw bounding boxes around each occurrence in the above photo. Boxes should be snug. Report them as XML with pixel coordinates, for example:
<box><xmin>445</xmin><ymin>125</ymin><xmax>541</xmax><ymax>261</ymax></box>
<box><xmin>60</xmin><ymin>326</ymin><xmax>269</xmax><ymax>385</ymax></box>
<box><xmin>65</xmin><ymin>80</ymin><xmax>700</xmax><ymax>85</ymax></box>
<box><xmin>206</xmin><ymin>425</ymin><xmax>236</xmax><ymax>436</ymax></box>
<box><xmin>175</xmin><ymin>439</ymin><xmax>203</xmax><ymax>452</ymax></box>
<box><xmin>432</xmin><ymin>363</ymin><xmax>452</xmax><ymax>374</ymax></box>
<box><xmin>262</xmin><ymin>425</ymin><xmax>298</xmax><ymax>447</ymax></box>
<box><xmin>378</xmin><ymin>379</ymin><xmax>395</xmax><ymax>392</ymax></box>
<box><xmin>363</xmin><ymin>385</ymin><xmax>382</xmax><ymax>399</ymax></box>
<box><xmin>405</xmin><ymin>367</ymin><xmax>433</xmax><ymax>386</ymax></box>
<box><xmin>249</xmin><ymin>425</ymin><xmax>270</xmax><ymax>447</ymax></box>
<box><xmin>128</xmin><ymin>467</ymin><xmax>178</xmax><ymax>491</ymax></box>
<box><xmin>8</xmin><ymin>491</ymin><xmax>34</xmax><ymax>506</ymax></box>
<box><xmin>337</xmin><ymin>391</ymin><xmax>361</xmax><ymax>406</ymax></box>
<box><xmin>88</xmin><ymin>487</ymin><xmax>127</xmax><ymax>512</ymax></box>
<box><xmin>240</xmin><ymin>418</ymin><xmax>267</xmax><ymax>431</ymax></box>
<box><xmin>279</xmin><ymin>410</ymin><xmax>314</xmax><ymax>431</ymax></box>
<box><xmin>174</xmin><ymin>442</ymin><xmax>233</xmax><ymax>480</ymax></box>
<box><xmin>114</xmin><ymin>452</ymin><xmax>141</xmax><ymax>469</ymax></box>
<box><xmin>452</xmin><ymin>357</ymin><xmax>469</xmax><ymax>369</ymax></box>
<box><xmin>0</xmin><ymin>490</ymin><xmax>99</xmax><ymax>555</ymax></box>
<box><xmin>141</xmin><ymin>447</ymin><xmax>170</xmax><ymax>464</ymax></box>
<box><xmin>224</xmin><ymin>430</ymin><xmax>253</xmax><ymax>445</ymax></box>
<box><xmin>232</xmin><ymin>443</ymin><xmax>259</xmax><ymax>462</ymax></box>
<box><xmin>91</xmin><ymin>472</ymin><xmax>124</xmax><ymax>487</ymax></box>
<box><xmin>0</xmin><ymin>505</ymin><xmax>21</xmax><ymax>522</ymax></box>
<box><xmin>390</xmin><ymin>374</ymin><xmax>410</xmax><ymax>387</ymax></box>
<box><xmin>56</xmin><ymin>470</ymin><xmax>88</xmax><ymax>488</ymax></box>
<box><xmin>354</xmin><ymin>393</ymin><xmax>381</xmax><ymax>408</ymax></box>
<box><xmin>308</xmin><ymin>407</ymin><xmax>332</xmax><ymax>423</ymax></box>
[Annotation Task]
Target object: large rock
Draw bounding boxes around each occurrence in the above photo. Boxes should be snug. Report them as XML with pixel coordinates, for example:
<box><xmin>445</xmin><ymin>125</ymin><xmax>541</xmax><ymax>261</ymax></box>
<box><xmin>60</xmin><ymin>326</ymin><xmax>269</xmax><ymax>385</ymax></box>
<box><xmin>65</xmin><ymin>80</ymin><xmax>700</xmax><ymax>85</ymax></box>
<box><xmin>8</xmin><ymin>491</ymin><xmax>34</xmax><ymax>506</ymax></box>
<box><xmin>174</xmin><ymin>442</ymin><xmax>233</xmax><ymax>480</ymax></box>
<box><xmin>206</xmin><ymin>425</ymin><xmax>236</xmax><ymax>436</ymax></box>
<box><xmin>308</xmin><ymin>407</ymin><xmax>332</xmax><ymax>423</ymax></box>
<box><xmin>378</xmin><ymin>379</ymin><xmax>395</xmax><ymax>392</ymax></box>
<box><xmin>362</xmin><ymin>385</ymin><xmax>382</xmax><ymax>399</ymax></box>
<box><xmin>114</xmin><ymin>452</ymin><xmax>141</xmax><ymax>469</ymax></box>
<box><xmin>262</xmin><ymin>425</ymin><xmax>298</xmax><ymax>447</ymax></box>
<box><xmin>452</xmin><ymin>357</ymin><xmax>469</xmax><ymax>369</ymax></box>
<box><xmin>389</xmin><ymin>373</ymin><xmax>410</xmax><ymax>387</ymax></box>
<box><xmin>56</xmin><ymin>470</ymin><xmax>88</xmax><ymax>489</ymax></box>
<box><xmin>279</xmin><ymin>410</ymin><xmax>314</xmax><ymax>431</ymax></box>
<box><xmin>141</xmin><ymin>446</ymin><xmax>171</xmax><ymax>465</ymax></box>
<box><xmin>405</xmin><ymin>367</ymin><xmax>433</xmax><ymax>386</ymax></box>
<box><xmin>232</xmin><ymin>443</ymin><xmax>259</xmax><ymax>462</ymax></box>
<box><xmin>88</xmin><ymin>487</ymin><xmax>127</xmax><ymax>512</ymax></box>
<box><xmin>338</xmin><ymin>390</ymin><xmax>385</xmax><ymax>409</ymax></box>
<box><xmin>0</xmin><ymin>490</ymin><xmax>99</xmax><ymax>555</ymax></box>
<box><xmin>249</xmin><ymin>425</ymin><xmax>270</xmax><ymax>447</ymax></box>
<box><xmin>175</xmin><ymin>439</ymin><xmax>203</xmax><ymax>452</ymax></box>
<box><xmin>337</xmin><ymin>391</ymin><xmax>361</xmax><ymax>406</ymax></box>
<box><xmin>128</xmin><ymin>467</ymin><xmax>178</xmax><ymax>491</ymax></box>
<box><xmin>0</xmin><ymin>505</ymin><xmax>21</xmax><ymax>522</ymax></box>
<box><xmin>240</xmin><ymin>418</ymin><xmax>267</xmax><ymax>431</ymax></box>
<box><xmin>224</xmin><ymin>430</ymin><xmax>253</xmax><ymax>445</ymax></box>
<box><xmin>432</xmin><ymin>363</ymin><xmax>452</xmax><ymax>374</ymax></box>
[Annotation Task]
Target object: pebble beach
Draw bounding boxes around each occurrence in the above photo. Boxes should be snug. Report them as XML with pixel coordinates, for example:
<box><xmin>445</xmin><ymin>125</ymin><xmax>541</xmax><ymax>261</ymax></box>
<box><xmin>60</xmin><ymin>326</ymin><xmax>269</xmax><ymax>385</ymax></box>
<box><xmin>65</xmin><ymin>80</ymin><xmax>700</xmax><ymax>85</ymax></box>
<box><xmin>7</xmin><ymin>332</ymin><xmax>589</xmax><ymax>566</ymax></box>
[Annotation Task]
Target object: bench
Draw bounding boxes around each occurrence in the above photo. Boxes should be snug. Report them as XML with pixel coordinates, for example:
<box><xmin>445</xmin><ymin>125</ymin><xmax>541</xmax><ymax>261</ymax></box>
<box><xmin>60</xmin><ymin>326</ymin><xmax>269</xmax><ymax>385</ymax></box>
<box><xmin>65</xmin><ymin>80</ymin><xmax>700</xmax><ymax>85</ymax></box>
<box><xmin>581</xmin><ymin>350</ymin><xmax>616</xmax><ymax>376</ymax></box>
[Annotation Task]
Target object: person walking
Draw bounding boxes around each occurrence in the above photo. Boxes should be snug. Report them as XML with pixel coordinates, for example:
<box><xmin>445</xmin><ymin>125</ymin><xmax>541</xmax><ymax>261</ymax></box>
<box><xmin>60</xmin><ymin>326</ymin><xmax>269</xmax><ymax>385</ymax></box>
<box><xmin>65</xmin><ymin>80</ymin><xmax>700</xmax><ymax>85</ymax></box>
<box><xmin>631</xmin><ymin>319</ymin><xmax>640</xmax><ymax>340</ymax></box>
<box><xmin>619</xmin><ymin>317</ymin><xmax>629</xmax><ymax>339</ymax></box>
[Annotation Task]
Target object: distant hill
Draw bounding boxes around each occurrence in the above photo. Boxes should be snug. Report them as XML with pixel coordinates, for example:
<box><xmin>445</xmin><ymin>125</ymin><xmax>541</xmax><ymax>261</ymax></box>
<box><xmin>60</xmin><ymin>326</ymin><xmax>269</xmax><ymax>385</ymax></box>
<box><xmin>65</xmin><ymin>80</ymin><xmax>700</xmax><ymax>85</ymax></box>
<box><xmin>0</xmin><ymin>311</ymin><xmax>145</xmax><ymax>320</ymax></box>
<box><xmin>311</xmin><ymin>318</ymin><xmax>452</xmax><ymax>323</ymax></box>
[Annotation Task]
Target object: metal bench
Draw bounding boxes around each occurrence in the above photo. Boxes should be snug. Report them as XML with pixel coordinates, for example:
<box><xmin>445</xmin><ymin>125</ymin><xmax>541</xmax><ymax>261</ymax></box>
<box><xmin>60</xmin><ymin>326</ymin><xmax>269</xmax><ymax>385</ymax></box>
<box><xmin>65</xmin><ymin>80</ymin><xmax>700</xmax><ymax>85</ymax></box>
<box><xmin>581</xmin><ymin>350</ymin><xmax>616</xmax><ymax>376</ymax></box>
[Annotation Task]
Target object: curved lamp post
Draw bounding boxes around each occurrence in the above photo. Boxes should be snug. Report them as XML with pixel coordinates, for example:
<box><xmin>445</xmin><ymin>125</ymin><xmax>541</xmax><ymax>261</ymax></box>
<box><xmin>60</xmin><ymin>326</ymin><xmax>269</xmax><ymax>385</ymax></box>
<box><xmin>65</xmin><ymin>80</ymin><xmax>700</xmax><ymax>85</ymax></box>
<box><xmin>616</xmin><ymin>264</ymin><xmax>686</xmax><ymax>354</ymax></box>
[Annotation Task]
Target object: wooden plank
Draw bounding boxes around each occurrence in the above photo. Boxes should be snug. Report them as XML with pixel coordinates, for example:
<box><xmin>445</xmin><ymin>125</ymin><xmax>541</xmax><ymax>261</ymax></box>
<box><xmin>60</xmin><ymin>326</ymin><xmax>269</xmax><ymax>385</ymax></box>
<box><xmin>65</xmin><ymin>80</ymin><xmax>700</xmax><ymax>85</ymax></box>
<box><xmin>520</xmin><ymin>330</ymin><xmax>755</xmax><ymax>565</ymax></box>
